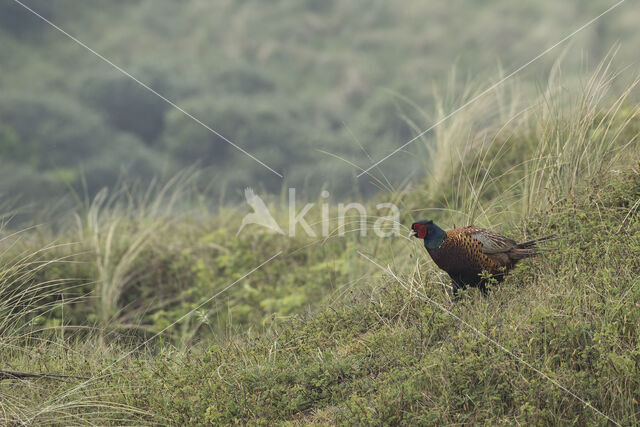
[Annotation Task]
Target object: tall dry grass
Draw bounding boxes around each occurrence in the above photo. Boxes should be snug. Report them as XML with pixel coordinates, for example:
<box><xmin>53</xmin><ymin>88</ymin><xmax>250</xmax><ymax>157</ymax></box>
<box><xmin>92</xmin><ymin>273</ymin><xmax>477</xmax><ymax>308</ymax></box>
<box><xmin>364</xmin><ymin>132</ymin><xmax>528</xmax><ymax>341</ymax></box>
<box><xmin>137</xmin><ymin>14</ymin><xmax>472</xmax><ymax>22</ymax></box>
<box><xmin>74</xmin><ymin>172</ymin><xmax>194</xmax><ymax>335</ymax></box>
<box><xmin>400</xmin><ymin>54</ymin><xmax>639</xmax><ymax>232</ymax></box>
<box><xmin>0</xmin><ymin>232</ymin><xmax>150</xmax><ymax>424</ymax></box>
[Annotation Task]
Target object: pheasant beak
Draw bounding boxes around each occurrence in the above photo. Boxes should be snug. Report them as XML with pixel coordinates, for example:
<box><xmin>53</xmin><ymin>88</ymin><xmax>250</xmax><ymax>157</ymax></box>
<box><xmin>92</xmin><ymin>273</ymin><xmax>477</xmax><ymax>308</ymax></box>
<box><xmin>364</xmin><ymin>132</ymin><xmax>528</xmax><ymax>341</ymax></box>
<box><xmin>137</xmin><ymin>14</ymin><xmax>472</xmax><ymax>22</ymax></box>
<box><xmin>409</xmin><ymin>230</ymin><xmax>417</xmax><ymax>237</ymax></box>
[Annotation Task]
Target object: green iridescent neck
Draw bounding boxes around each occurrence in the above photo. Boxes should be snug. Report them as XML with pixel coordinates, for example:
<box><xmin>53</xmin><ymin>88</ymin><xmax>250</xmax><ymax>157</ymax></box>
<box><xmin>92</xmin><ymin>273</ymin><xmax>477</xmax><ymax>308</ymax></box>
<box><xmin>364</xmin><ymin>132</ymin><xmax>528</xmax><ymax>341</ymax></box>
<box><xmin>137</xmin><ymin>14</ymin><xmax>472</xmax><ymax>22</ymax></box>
<box><xmin>424</xmin><ymin>224</ymin><xmax>446</xmax><ymax>249</ymax></box>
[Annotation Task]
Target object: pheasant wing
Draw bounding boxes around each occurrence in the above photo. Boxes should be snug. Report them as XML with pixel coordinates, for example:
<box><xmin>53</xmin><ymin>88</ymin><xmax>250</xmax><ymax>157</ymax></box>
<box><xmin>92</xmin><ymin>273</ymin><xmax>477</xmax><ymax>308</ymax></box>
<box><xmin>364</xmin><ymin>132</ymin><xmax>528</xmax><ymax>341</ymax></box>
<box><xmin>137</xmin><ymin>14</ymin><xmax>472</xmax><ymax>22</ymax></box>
<box><xmin>459</xmin><ymin>227</ymin><xmax>517</xmax><ymax>254</ymax></box>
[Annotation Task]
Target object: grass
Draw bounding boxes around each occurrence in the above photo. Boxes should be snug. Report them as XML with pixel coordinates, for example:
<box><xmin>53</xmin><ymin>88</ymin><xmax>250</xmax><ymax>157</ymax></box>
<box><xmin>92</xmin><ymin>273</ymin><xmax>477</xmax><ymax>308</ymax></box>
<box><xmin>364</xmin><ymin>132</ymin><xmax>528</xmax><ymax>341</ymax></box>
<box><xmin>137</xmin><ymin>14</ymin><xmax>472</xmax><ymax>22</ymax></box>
<box><xmin>0</xmin><ymin>65</ymin><xmax>639</xmax><ymax>424</ymax></box>
<box><xmin>113</xmin><ymin>166</ymin><xmax>640</xmax><ymax>425</ymax></box>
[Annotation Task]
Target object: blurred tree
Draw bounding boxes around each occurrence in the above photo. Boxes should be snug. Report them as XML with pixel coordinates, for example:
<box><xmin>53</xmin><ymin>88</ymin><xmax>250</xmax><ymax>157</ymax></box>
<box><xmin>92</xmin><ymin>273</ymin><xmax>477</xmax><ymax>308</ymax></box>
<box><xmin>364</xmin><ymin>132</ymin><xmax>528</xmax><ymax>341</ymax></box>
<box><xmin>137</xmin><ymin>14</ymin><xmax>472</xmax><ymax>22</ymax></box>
<box><xmin>210</xmin><ymin>64</ymin><xmax>275</xmax><ymax>95</ymax></box>
<box><xmin>0</xmin><ymin>93</ymin><xmax>107</xmax><ymax>168</ymax></box>
<box><xmin>161</xmin><ymin>95</ymin><xmax>305</xmax><ymax>167</ymax></box>
<box><xmin>0</xmin><ymin>122</ymin><xmax>20</xmax><ymax>155</ymax></box>
<box><xmin>81</xmin><ymin>136</ymin><xmax>171</xmax><ymax>195</ymax></box>
<box><xmin>0</xmin><ymin>0</ymin><xmax>56</xmax><ymax>37</ymax></box>
<box><xmin>0</xmin><ymin>93</ymin><xmax>171</xmax><ymax>196</ymax></box>
<box><xmin>78</xmin><ymin>69</ymin><xmax>175</xmax><ymax>144</ymax></box>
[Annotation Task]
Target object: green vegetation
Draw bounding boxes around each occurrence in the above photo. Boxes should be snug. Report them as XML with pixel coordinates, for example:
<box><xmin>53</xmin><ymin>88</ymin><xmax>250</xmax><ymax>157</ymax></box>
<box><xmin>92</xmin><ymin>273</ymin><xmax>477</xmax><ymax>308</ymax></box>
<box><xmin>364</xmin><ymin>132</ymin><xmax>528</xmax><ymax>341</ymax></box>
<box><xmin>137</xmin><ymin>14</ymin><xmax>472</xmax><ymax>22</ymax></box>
<box><xmin>1</xmin><ymin>0</ymin><xmax>638</xmax><ymax>202</ymax></box>
<box><xmin>1</xmin><ymin>60</ymin><xmax>639</xmax><ymax>423</ymax></box>
<box><xmin>2</xmin><ymin>1</ymin><xmax>640</xmax><ymax>424</ymax></box>
<box><xmin>123</xmin><ymin>169</ymin><xmax>640</xmax><ymax>424</ymax></box>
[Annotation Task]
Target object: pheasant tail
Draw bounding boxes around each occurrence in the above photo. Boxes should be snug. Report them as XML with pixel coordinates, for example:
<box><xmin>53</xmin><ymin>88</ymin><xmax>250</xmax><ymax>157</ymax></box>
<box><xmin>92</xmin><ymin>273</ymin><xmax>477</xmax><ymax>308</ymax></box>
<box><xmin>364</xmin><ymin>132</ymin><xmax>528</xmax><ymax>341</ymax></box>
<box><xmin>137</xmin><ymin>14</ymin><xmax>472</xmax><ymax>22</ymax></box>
<box><xmin>517</xmin><ymin>234</ymin><xmax>557</xmax><ymax>248</ymax></box>
<box><xmin>510</xmin><ymin>234</ymin><xmax>556</xmax><ymax>259</ymax></box>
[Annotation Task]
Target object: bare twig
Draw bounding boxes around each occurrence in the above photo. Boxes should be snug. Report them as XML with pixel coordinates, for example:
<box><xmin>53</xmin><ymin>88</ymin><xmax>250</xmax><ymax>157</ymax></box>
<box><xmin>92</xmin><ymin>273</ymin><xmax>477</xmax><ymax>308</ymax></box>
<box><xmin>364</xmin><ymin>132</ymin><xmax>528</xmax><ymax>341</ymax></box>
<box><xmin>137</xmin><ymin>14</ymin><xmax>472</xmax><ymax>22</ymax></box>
<box><xmin>0</xmin><ymin>369</ymin><xmax>89</xmax><ymax>382</ymax></box>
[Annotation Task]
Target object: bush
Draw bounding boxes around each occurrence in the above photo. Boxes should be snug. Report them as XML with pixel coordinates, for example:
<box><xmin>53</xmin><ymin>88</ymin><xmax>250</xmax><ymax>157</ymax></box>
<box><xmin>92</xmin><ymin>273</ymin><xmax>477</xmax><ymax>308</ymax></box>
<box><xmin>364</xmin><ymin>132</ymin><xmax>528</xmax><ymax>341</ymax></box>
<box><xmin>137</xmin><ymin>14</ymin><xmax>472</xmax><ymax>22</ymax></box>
<box><xmin>160</xmin><ymin>95</ymin><xmax>320</xmax><ymax>190</ymax></box>
<box><xmin>0</xmin><ymin>0</ymin><xmax>56</xmax><ymax>36</ymax></box>
<box><xmin>0</xmin><ymin>93</ymin><xmax>171</xmax><ymax>197</ymax></box>
<box><xmin>0</xmin><ymin>93</ymin><xmax>109</xmax><ymax>168</ymax></box>
<box><xmin>78</xmin><ymin>68</ymin><xmax>176</xmax><ymax>144</ymax></box>
<box><xmin>210</xmin><ymin>64</ymin><xmax>275</xmax><ymax>95</ymax></box>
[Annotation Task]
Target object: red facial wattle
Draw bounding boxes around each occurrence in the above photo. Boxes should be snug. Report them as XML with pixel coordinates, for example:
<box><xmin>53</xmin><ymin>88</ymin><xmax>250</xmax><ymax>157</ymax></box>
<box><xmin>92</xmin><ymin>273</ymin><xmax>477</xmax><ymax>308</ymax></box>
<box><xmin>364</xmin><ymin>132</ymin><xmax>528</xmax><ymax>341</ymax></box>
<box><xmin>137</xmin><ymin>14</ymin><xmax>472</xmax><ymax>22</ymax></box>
<box><xmin>415</xmin><ymin>224</ymin><xmax>427</xmax><ymax>239</ymax></box>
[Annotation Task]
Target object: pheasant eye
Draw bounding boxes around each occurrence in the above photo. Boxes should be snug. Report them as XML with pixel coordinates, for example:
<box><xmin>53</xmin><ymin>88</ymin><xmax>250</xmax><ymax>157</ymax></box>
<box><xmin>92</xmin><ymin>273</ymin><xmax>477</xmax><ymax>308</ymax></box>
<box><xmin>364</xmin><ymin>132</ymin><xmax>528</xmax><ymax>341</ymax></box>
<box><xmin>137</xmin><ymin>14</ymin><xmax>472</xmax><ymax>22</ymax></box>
<box><xmin>417</xmin><ymin>224</ymin><xmax>427</xmax><ymax>239</ymax></box>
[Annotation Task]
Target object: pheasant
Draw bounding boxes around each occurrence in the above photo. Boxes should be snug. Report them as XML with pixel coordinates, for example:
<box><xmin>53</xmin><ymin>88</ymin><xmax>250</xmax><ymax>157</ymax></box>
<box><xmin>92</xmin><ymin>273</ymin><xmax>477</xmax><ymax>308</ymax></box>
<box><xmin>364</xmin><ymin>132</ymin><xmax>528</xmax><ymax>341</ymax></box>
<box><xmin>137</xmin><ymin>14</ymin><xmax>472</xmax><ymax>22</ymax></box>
<box><xmin>410</xmin><ymin>220</ymin><xmax>554</xmax><ymax>296</ymax></box>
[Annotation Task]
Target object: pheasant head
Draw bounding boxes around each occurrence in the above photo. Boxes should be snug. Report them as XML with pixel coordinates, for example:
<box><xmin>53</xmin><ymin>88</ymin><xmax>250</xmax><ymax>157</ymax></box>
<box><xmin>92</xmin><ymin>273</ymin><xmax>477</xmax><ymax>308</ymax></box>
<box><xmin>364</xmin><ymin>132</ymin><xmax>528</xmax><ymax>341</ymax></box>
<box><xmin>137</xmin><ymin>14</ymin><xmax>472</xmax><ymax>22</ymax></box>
<box><xmin>410</xmin><ymin>219</ymin><xmax>446</xmax><ymax>249</ymax></box>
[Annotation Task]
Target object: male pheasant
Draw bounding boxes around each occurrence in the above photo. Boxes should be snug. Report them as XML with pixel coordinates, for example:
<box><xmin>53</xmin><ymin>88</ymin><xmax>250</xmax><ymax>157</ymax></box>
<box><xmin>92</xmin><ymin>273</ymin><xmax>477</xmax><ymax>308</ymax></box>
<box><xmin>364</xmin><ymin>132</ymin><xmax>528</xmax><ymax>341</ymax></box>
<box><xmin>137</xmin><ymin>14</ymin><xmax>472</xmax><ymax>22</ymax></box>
<box><xmin>410</xmin><ymin>220</ymin><xmax>554</xmax><ymax>295</ymax></box>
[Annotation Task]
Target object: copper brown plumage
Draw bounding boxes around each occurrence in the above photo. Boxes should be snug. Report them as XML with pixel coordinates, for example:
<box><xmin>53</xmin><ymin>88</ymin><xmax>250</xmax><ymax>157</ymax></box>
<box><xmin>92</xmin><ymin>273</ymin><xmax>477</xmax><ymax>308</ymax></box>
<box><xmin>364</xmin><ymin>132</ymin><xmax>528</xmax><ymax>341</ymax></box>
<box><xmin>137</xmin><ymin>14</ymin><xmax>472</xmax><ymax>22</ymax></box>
<box><xmin>410</xmin><ymin>220</ymin><xmax>554</xmax><ymax>295</ymax></box>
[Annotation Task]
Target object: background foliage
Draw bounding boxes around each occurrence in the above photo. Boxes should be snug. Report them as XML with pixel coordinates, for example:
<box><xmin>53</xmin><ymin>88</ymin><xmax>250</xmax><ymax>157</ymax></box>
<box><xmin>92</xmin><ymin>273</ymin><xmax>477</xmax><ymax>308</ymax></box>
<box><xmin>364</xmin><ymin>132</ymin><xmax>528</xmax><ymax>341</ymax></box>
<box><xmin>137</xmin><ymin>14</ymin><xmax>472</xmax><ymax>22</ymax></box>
<box><xmin>1</xmin><ymin>0</ymin><xmax>640</xmax><ymax>424</ymax></box>
<box><xmin>1</xmin><ymin>0</ymin><xmax>638</xmax><ymax>203</ymax></box>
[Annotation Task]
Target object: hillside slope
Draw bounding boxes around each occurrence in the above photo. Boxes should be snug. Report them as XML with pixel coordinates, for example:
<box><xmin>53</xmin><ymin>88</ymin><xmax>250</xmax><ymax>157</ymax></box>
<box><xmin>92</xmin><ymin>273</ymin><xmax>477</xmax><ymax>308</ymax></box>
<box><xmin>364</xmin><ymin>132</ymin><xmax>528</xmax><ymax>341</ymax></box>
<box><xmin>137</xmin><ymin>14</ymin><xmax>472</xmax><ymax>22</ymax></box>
<box><xmin>106</xmin><ymin>167</ymin><xmax>639</xmax><ymax>424</ymax></box>
<box><xmin>1</xmin><ymin>69</ymin><xmax>639</xmax><ymax>424</ymax></box>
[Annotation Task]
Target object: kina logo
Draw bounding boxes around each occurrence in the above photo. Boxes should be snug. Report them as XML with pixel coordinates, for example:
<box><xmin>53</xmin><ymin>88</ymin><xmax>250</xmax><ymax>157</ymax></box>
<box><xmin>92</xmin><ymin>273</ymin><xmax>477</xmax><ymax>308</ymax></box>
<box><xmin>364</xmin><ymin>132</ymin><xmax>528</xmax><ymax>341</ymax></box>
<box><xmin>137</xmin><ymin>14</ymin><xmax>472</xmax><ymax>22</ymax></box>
<box><xmin>236</xmin><ymin>188</ymin><xmax>285</xmax><ymax>235</ymax></box>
